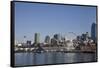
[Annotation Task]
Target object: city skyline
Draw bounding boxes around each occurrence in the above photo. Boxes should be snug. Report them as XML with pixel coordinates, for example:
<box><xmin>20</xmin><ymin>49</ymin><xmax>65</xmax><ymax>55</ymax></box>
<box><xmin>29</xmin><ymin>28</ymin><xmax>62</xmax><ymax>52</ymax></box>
<box><xmin>15</xmin><ymin>2</ymin><xmax>97</xmax><ymax>43</ymax></box>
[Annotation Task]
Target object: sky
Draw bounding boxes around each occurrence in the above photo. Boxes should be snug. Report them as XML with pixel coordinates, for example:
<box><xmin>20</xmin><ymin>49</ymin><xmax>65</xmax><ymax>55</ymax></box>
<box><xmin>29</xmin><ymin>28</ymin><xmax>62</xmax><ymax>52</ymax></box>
<box><xmin>14</xmin><ymin>2</ymin><xmax>97</xmax><ymax>43</ymax></box>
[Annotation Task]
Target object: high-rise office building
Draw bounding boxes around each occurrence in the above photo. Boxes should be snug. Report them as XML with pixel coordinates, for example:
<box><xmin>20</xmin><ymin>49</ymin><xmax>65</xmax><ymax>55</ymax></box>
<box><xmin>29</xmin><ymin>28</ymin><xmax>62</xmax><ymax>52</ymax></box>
<box><xmin>91</xmin><ymin>23</ymin><xmax>97</xmax><ymax>41</ymax></box>
<box><xmin>34</xmin><ymin>33</ymin><xmax>40</xmax><ymax>44</ymax></box>
<box><xmin>54</xmin><ymin>34</ymin><xmax>61</xmax><ymax>41</ymax></box>
<box><xmin>45</xmin><ymin>35</ymin><xmax>50</xmax><ymax>44</ymax></box>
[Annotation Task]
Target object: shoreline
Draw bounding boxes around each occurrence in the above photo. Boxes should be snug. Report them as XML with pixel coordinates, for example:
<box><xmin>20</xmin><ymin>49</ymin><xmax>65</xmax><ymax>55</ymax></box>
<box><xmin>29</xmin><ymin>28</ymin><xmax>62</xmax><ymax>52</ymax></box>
<box><xmin>15</xmin><ymin>50</ymin><xmax>96</xmax><ymax>53</ymax></box>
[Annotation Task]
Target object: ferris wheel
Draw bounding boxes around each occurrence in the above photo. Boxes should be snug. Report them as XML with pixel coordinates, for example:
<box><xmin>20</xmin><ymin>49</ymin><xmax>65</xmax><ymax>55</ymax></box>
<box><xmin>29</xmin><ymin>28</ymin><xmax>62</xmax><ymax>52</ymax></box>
<box><xmin>64</xmin><ymin>32</ymin><xmax>77</xmax><ymax>41</ymax></box>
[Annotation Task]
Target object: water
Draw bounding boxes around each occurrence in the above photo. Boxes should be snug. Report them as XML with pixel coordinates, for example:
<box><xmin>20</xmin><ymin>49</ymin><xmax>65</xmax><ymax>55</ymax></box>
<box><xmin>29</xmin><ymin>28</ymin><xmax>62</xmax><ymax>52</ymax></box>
<box><xmin>15</xmin><ymin>52</ymin><xmax>97</xmax><ymax>66</ymax></box>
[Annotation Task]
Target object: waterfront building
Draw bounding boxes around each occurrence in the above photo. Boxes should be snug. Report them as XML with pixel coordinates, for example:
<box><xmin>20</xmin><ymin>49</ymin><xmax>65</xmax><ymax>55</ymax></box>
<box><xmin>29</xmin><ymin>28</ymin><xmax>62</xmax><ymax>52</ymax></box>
<box><xmin>15</xmin><ymin>40</ymin><xmax>18</xmax><ymax>46</ymax></box>
<box><xmin>17</xmin><ymin>43</ymin><xmax>22</xmax><ymax>47</ymax></box>
<box><xmin>85</xmin><ymin>32</ymin><xmax>89</xmax><ymax>41</ymax></box>
<box><xmin>44</xmin><ymin>35</ymin><xmax>50</xmax><ymax>44</ymax></box>
<box><xmin>77</xmin><ymin>36</ymin><xmax>81</xmax><ymax>41</ymax></box>
<box><xmin>81</xmin><ymin>32</ymin><xmax>89</xmax><ymax>41</ymax></box>
<box><xmin>51</xmin><ymin>38</ymin><xmax>58</xmax><ymax>46</ymax></box>
<box><xmin>34</xmin><ymin>33</ymin><xmax>40</xmax><ymax>44</ymax></box>
<box><xmin>86</xmin><ymin>32</ymin><xmax>89</xmax><ymax>37</ymax></box>
<box><xmin>53</xmin><ymin>34</ymin><xmax>62</xmax><ymax>45</ymax></box>
<box><xmin>26</xmin><ymin>40</ymin><xmax>31</xmax><ymax>46</ymax></box>
<box><xmin>66</xmin><ymin>40</ymin><xmax>75</xmax><ymax>50</ymax></box>
<box><xmin>61</xmin><ymin>36</ymin><xmax>66</xmax><ymax>42</ymax></box>
<box><xmin>54</xmin><ymin>34</ymin><xmax>61</xmax><ymax>41</ymax></box>
<box><xmin>81</xmin><ymin>34</ymin><xmax>86</xmax><ymax>41</ymax></box>
<box><xmin>91</xmin><ymin>23</ymin><xmax>97</xmax><ymax>41</ymax></box>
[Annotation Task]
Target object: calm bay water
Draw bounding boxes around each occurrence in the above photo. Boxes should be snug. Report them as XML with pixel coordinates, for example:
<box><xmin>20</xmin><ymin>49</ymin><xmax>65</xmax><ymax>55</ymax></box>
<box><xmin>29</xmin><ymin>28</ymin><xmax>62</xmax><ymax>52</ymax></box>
<box><xmin>15</xmin><ymin>52</ymin><xmax>97</xmax><ymax>66</ymax></box>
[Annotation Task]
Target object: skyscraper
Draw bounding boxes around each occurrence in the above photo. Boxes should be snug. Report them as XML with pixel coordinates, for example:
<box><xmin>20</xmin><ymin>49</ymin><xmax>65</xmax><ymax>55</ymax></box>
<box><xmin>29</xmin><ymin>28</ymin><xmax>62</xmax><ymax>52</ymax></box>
<box><xmin>54</xmin><ymin>34</ymin><xmax>61</xmax><ymax>41</ymax></box>
<box><xmin>34</xmin><ymin>33</ymin><xmax>40</xmax><ymax>44</ymax></box>
<box><xmin>45</xmin><ymin>35</ymin><xmax>50</xmax><ymax>44</ymax></box>
<box><xmin>91</xmin><ymin>23</ymin><xmax>97</xmax><ymax>41</ymax></box>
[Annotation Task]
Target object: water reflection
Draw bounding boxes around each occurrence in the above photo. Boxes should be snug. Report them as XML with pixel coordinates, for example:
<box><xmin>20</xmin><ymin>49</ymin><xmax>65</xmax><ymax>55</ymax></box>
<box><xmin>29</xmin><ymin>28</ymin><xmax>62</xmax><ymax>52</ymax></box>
<box><xmin>15</xmin><ymin>52</ymin><xmax>96</xmax><ymax>66</ymax></box>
